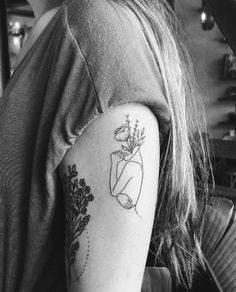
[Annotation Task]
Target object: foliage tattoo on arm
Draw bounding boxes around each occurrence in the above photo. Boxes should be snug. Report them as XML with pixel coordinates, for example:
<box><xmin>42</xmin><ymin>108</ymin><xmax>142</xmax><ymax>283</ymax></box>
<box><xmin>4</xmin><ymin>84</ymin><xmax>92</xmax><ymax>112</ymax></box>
<box><xmin>109</xmin><ymin>115</ymin><xmax>145</xmax><ymax>213</ymax></box>
<box><xmin>63</xmin><ymin>165</ymin><xmax>94</xmax><ymax>283</ymax></box>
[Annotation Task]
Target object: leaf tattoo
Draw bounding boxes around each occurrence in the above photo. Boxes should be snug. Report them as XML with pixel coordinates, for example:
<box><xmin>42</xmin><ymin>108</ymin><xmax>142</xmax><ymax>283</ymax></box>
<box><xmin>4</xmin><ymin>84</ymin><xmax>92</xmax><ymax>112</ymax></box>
<box><xmin>63</xmin><ymin>165</ymin><xmax>94</xmax><ymax>282</ymax></box>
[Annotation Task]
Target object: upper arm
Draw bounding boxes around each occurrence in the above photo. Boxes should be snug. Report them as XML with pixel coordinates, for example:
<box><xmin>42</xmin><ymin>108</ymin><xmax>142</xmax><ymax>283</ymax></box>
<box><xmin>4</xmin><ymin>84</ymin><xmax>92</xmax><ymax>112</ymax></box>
<box><xmin>59</xmin><ymin>103</ymin><xmax>160</xmax><ymax>292</ymax></box>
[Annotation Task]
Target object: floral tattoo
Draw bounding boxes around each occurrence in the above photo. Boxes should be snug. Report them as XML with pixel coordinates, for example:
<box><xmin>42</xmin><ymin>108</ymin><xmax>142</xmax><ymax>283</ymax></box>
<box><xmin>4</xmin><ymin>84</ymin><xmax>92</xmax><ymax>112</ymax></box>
<box><xmin>109</xmin><ymin>115</ymin><xmax>145</xmax><ymax>213</ymax></box>
<box><xmin>63</xmin><ymin>165</ymin><xmax>94</xmax><ymax>283</ymax></box>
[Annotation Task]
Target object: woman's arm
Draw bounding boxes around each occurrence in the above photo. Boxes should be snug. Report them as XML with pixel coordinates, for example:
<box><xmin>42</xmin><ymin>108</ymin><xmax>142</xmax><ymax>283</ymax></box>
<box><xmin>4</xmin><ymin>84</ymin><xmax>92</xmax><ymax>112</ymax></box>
<box><xmin>59</xmin><ymin>103</ymin><xmax>160</xmax><ymax>292</ymax></box>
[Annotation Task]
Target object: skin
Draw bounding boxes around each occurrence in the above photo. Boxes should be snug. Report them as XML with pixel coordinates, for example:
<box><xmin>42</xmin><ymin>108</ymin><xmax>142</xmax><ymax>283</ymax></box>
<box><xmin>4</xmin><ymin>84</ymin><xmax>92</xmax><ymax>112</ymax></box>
<box><xmin>59</xmin><ymin>104</ymin><xmax>160</xmax><ymax>291</ymax></box>
<box><xmin>110</xmin><ymin>148</ymin><xmax>144</xmax><ymax>211</ymax></box>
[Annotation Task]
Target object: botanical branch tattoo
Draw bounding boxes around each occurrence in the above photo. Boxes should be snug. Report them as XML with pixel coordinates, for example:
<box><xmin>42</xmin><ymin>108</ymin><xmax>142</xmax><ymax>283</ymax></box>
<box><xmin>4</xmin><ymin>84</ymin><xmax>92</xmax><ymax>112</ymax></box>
<box><xmin>109</xmin><ymin>115</ymin><xmax>145</xmax><ymax>213</ymax></box>
<box><xmin>63</xmin><ymin>165</ymin><xmax>94</xmax><ymax>283</ymax></box>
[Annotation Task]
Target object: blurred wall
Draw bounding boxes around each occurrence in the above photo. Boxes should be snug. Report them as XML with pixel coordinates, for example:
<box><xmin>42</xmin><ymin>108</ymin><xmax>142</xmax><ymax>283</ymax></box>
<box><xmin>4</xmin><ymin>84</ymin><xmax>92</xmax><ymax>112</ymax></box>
<box><xmin>0</xmin><ymin>9</ymin><xmax>33</xmax><ymax>97</ymax></box>
<box><xmin>176</xmin><ymin>0</ymin><xmax>236</xmax><ymax>139</ymax></box>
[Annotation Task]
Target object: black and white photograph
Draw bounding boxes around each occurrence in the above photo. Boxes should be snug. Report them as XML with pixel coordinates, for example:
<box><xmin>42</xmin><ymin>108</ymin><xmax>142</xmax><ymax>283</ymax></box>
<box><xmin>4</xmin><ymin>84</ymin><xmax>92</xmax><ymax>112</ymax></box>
<box><xmin>0</xmin><ymin>0</ymin><xmax>235</xmax><ymax>291</ymax></box>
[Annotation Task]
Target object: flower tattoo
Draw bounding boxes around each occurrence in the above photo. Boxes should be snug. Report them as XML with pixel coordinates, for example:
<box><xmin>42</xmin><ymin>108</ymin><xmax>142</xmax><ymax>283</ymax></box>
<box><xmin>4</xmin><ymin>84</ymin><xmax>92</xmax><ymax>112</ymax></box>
<box><xmin>63</xmin><ymin>165</ymin><xmax>94</xmax><ymax>283</ymax></box>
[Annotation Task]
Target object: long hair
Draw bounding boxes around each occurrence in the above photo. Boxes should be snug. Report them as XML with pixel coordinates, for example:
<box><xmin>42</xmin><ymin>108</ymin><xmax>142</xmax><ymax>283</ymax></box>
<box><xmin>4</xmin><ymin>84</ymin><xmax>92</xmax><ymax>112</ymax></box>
<box><xmin>110</xmin><ymin>0</ymin><xmax>211</xmax><ymax>288</ymax></box>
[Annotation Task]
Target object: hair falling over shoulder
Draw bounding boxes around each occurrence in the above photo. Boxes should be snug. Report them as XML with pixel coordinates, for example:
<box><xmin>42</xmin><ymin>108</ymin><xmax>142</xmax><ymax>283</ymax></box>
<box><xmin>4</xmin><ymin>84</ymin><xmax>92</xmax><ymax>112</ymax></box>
<box><xmin>109</xmin><ymin>0</ymin><xmax>212</xmax><ymax>289</ymax></box>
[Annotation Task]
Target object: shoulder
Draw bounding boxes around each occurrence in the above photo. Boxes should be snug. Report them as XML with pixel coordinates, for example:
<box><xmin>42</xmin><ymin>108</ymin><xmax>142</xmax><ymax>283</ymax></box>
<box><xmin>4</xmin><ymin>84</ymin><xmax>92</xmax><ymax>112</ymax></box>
<box><xmin>65</xmin><ymin>0</ymin><xmax>142</xmax><ymax>50</ymax></box>
<box><xmin>64</xmin><ymin>0</ymin><xmax>148</xmax><ymax>74</ymax></box>
<box><xmin>62</xmin><ymin>0</ymin><xmax>171</xmax><ymax>146</ymax></box>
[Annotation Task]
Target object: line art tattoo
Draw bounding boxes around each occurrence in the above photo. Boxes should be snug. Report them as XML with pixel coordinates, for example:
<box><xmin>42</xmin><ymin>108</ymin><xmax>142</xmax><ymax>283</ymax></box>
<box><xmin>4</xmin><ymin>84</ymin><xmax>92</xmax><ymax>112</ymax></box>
<box><xmin>63</xmin><ymin>164</ymin><xmax>94</xmax><ymax>283</ymax></box>
<box><xmin>109</xmin><ymin>115</ymin><xmax>145</xmax><ymax>213</ymax></box>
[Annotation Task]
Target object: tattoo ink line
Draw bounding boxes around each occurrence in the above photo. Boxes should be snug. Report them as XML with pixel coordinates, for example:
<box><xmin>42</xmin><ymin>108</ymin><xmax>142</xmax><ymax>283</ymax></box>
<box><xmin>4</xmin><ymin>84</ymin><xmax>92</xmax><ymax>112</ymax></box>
<box><xmin>63</xmin><ymin>164</ymin><xmax>94</xmax><ymax>284</ymax></box>
<box><xmin>75</xmin><ymin>228</ymin><xmax>90</xmax><ymax>281</ymax></box>
<box><xmin>109</xmin><ymin>115</ymin><xmax>145</xmax><ymax>214</ymax></box>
